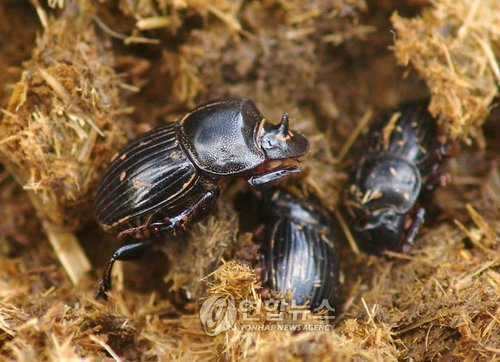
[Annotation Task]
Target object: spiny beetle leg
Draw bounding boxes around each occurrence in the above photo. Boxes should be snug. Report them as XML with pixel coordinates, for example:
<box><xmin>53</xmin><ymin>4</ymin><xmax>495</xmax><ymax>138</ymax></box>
<box><xmin>96</xmin><ymin>190</ymin><xmax>217</xmax><ymax>300</ymax></box>
<box><xmin>163</xmin><ymin>189</ymin><xmax>217</xmax><ymax>232</ymax></box>
<box><xmin>248</xmin><ymin>166</ymin><xmax>300</xmax><ymax>188</ymax></box>
<box><xmin>96</xmin><ymin>239</ymin><xmax>154</xmax><ymax>300</ymax></box>
<box><xmin>402</xmin><ymin>208</ymin><xmax>426</xmax><ymax>253</ymax></box>
<box><xmin>117</xmin><ymin>190</ymin><xmax>217</xmax><ymax>239</ymax></box>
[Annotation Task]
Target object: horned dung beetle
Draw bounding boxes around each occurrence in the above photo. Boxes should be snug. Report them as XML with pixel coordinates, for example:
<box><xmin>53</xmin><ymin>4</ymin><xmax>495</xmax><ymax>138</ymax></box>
<box><xmin>257</xmin><ymin>188</ymin><xmax>341</xmax><ymax>314</ymax></box>
<box><xmin>94</xmin><ymin>98</ymin><xmax>309</xmax><ymax>299</ymax></box>
<box><xmin>341</xmin><ymin>100</ymin><xmax>446</xmax><ymax>254</ymax></box>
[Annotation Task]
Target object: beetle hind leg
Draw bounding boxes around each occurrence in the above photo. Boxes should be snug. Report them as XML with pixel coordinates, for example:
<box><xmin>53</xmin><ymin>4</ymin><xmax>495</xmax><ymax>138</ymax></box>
<box><xmin>96</xmin><ymin>239</ymin><xmax>154</xmax><ymax>300</ymax></box>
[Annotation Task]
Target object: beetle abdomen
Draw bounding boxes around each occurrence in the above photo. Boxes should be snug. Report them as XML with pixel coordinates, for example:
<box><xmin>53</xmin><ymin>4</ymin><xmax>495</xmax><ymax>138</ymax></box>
<box><xmin>260</xmin><ymin>190</ymin><xmax>341</xmax><ymax>312</ymax></box>
<box><xmin>367</xmin><ymin>101</ymin><xmax>441</xmax><ymax>168</ymax></box>
<box><xmin>262</xmin><ymin>220</ymin><xmax>340</xmax><ymax>311</ymax></box>
<box><xmin>94</xmin><ymin>123</ymin><xmax>199</xmax><ymax>233</ymax></box>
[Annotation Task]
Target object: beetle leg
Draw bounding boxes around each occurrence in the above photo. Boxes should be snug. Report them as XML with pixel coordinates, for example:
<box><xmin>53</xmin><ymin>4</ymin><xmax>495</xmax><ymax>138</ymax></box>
<box><xmin>174</xmin><ymin>190</ymin><xmax>217</xmax><ymax>228</ymax></box>
<box><xmin>402</xmin><ymin>207</ymin><xmax>425</xmax><ymax>252</ymax></box>
<box><xmin>149</xmin><ymin>189</ymin><xmax>218</xmax><ymax>235</ymax></box>
<box><xmin>96</xmin><ymin>239</ymin><xmax>154</xmax><ymax>300</ymax></box>
<box><xmin>248</xmin><ymin>166</ymin><xmax>300</xmax><ymax>187</ymax></box>
<box><xmin>118</xmin><ymin>188</ymin><xmax>218</xmax><ymax>240</ymax></box>
<box><xmin>97</xmin><ymin>189</ymin><xmax>218</xmax><ymax>300</ymax></box>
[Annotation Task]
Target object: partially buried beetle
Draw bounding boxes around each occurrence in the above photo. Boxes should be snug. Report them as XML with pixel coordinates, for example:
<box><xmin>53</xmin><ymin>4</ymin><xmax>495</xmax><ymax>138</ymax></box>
<box><xmin>257</xmin><ymin>188</ymin><xmax>341</xmax><ymax>314</ymax></box>
<box><xmin>94</xmin><ymin>98</ymin><xmax>309</xmax><ymax>299</ymax></box>
<box><xmin>341</xmin><ymin>100</ymin><xmax>446</xmax><ymax>254</ymax></box>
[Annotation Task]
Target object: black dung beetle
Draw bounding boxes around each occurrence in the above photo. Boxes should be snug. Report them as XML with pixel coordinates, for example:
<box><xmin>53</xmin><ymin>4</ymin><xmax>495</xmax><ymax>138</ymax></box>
<box><xmin>94</xmin><ymin>98</ymin><xmax>309</xmax><ymax>299</ymax></box>
<box><xmin>342</xmin><ymin>100</ymin><xmax>446</xmax><ymax>254</ymax></box>
<box><xmin>257</xmin><ymin>188</ymin><xmax>341</xmax><ymax>314</ymax></box>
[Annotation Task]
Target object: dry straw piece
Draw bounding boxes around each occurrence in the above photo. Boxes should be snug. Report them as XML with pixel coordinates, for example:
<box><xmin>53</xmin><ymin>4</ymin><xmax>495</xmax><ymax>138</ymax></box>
<box><xmin>0</xmin><ymin>10</ymin><xmax>128</xmax><ymax>282</ymax></box>
<box><xmin>392</xmin><ymin>0</ymin><xmax>499</xmax><ymax>144</ymax></box>
<box><xmin>0</xmin><ymin>14</ymin><xmax>127</xmax><ymax>228</ymax></box>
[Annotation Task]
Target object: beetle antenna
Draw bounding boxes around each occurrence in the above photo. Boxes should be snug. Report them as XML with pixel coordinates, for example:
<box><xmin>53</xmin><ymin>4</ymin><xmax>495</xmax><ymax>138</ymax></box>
<box><xmin>278</xmin><ymin>112</ymin><xmax>289</xmax><ymax>135</ymax></box>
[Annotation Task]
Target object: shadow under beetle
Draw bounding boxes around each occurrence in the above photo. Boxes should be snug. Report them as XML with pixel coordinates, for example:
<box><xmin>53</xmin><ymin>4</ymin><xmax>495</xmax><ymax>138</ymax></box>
<box><xmin>257</xmin><ymin>188</ymin><xmax>341</xmax><ymax>314</ymax></box>
<box><xmin>341</xmin><ymin>100</ymin><xmax>446</xmax><ymax>254</ymax></box>
<box><xmin>94</xmin><ymin>98</ymin><xmax>309</xmax><ymax>299</ymax></box>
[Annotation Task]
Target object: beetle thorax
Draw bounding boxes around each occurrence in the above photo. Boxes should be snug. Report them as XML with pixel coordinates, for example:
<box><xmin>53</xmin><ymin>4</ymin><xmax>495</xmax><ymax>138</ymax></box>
<box><xmin>178</xmin><ymin>98</ymin><xmax>269</xmax><ymax>176</ymax></box>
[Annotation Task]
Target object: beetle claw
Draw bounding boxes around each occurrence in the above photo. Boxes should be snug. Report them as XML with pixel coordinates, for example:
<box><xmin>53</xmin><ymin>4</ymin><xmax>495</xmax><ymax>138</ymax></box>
<box><xmin>96</xmin><ymin>279</ymin><xmax>110</xmax><ymax>300</ymax></box>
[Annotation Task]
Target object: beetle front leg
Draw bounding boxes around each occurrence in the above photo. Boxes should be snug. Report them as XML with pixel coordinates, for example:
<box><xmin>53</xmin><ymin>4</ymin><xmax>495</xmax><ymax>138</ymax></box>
<box><xmin>402</xmin><ymin>207</ymin><xmax>425</xmax><ymax>252</ymax></box>
<box><xmin>248</xmin><ymin>166</ymin><xmax>300</xmax><ymax>187</ymax></box>
<box><xmin>96</xmin><ymin>239</ymin><xmax>154</xmax><ymax>300</ymax></box>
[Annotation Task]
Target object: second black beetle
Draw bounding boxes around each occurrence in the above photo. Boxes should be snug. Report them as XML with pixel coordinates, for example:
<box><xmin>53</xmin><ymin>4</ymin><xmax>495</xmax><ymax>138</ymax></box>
<box><xmin>94</xmin><ymin>98</ymin><xmax>309</xmax><ymax>299</ymax></box>
<box><xmin>342</xmin><ymin>100</ymin><xmax>446</xmax><ymax>254</ymax></box>
<box><xmin>257</xmin><ymin>189</ymin><xmax>341</xmax><ymax>313</ymax></box>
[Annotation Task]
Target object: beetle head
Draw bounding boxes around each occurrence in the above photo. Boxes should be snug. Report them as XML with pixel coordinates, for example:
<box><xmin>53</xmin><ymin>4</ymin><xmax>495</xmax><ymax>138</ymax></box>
<box><xmin>355</xmin><ymin>208</ymin><xmax>405</xmax><ymax>250</ymax></box>
<box><xmin>260</xmin><ymin>113</ymin><xmax>309</xmax><ymax>160</ymax></box>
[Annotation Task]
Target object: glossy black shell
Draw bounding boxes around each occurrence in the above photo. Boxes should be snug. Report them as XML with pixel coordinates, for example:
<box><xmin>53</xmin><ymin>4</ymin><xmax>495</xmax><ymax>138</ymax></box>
<box><xmin>94</xmin><ymin>123</ymin><xmax>202</xmax><ymax>234</ymax></box>
<box><xmin>363</xmin><ymin>100</ymin><xmax>443</xmax><ymax>184</ymax></box>
<box><xmin>94</xmin><ymin>98</ymin><xmax>309</xmax><ymax>240</ymax></box>
<box><xmin>179</xmin><ymin>98</ymin><xmax>266</xmax><ymax>176</ymax></box>
<box><xmin>259</xmin><ymin>189</ymin><xmax>341</xmax><ymax>313</ymax></box>
<box><xmin>344</xmin><ymin>100</ymin><xmax>444</xmax><ymax>252</ymax></box>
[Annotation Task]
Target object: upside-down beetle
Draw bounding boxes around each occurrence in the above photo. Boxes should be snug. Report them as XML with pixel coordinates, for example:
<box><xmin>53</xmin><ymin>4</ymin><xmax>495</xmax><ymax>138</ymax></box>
<box><xmin>341</xmin><ymin>100</ymin><xmax>446</xmax><ymax>253</ymax></box>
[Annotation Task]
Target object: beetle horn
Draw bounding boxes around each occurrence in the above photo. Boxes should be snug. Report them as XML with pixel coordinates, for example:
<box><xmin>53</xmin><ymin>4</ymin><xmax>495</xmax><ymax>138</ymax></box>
<box><xmin>277</xmin><ymin>112</ymin><xmax>289</xmax><ymax>136</ymax></box>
